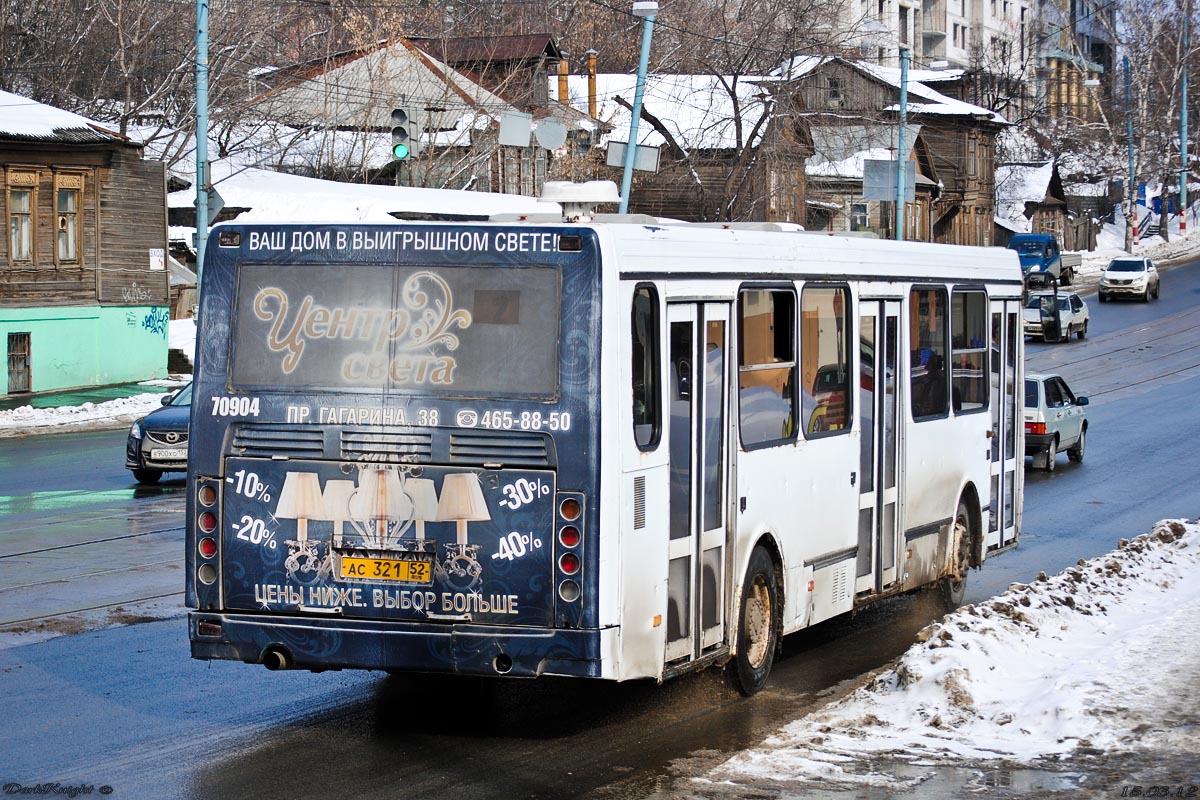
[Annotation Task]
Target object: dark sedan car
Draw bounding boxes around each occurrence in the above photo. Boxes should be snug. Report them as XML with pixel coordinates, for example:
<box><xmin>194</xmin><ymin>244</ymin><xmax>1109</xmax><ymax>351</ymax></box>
<box><xmin>126</xmin><ymin>382</ymin><xmax>191</xmax><ymax>484</ymax></box>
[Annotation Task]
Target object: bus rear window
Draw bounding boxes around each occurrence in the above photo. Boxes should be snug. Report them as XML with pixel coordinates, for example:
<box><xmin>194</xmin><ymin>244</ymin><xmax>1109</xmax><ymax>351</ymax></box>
<box><xmin>230</xmin><ymin>263</ymin><xmax>561</xmax><ymax>397</ymax></box>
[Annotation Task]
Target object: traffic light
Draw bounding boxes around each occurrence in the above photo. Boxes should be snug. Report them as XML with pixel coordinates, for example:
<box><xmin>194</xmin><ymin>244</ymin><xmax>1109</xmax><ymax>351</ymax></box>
<box><xmin>390</xmin><ymin>107</ymin><xmax>421</xmax><ymax>161</ymax></box>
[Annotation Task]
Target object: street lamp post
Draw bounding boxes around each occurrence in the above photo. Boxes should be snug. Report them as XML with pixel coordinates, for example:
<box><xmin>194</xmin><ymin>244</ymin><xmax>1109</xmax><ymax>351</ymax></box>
<box><xmin>1182</xmin><ymin>2</ymin><xmax>1190</xmax><ymax>233</ymax></box>
<box><xmin>619</xmin><ymin>1</ymin><xmax>658</xmax><ymax>214</ymax></box>
<box><xmin>894</xmin><ymin>47</ymin><xmax>910</xmax><ymax>241</ymax></box>
<box><xmin>195</xmin><ymin>0</ymin><xmax>209</xmax><ymax>281</ymax></box>
<box><xmin>1125</xmin><ymin>55</ymin><xmax>1137</xmax><ymax>250</ymax></box>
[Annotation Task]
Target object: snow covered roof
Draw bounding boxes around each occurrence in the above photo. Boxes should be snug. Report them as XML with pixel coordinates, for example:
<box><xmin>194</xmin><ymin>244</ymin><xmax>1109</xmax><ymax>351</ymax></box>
<box><xmin>165</xmin><ymin>165</ymin><xmax>558</xmax><ymax>223</ymax></box>
<box><xmin>774</xmin><ymin>56</ymin><xmax>1008</xmax><ymax>124</ymax></box>
<box><xmin>0</xmin><ymin>90</ymin><xmax>127</xmax><ymax>144</ymax></box>
<box><xmin>996</xmin><ymin>161</ymin><xmax>1055</xmax><ymax>204</ymax></box>
<box><xmin>807</xmin><ymin>124</ymin><xmax>921</xmax><ymax>180</ymax></box>
<box><xmin>995</xmin><ymin>161</ymin><xmax>1061</xmax><ymax>231</ymax></box>
<box><xmin>554</xmin><ymin>73</ymin><xmax>773</xmax><ymax>151</ymax></box>
<box><xmin>249</xmin><ymin>39</ymin><xmax>518</xmax><ymax>139</ymax></box>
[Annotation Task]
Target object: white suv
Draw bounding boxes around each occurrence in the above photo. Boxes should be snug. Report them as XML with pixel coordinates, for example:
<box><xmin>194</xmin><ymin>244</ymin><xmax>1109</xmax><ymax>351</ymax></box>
<box><xmin>1023</xmin><ymin>291</ymin><xmax>1089</xmax><ymax>342</ymax></box>
<box><xmin>1024</xmin><ymin>373</ymin><xmax>1089</xmax><ymax>471</ymax></box>
<box><xmin>1099</xmin><ymin>257</ymin><xmax>1159</xmax><ymax>302</ymax></box>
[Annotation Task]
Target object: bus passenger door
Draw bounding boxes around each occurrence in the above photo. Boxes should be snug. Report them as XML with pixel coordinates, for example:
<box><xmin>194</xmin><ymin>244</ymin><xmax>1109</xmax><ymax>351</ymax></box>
<box><xmin>989</xmin><ymin>300</ymin><xmax>1021</xmax><ymax>549</ymax></box>
<box><xmin>666</xmin><ymin>302</ymin><xmax>731</xmax><ymax>662</ymax></box>
<box><xmin>856</xmin><ymin>300</ymin><xmax>901</xmax><ymax>594</ymax></box>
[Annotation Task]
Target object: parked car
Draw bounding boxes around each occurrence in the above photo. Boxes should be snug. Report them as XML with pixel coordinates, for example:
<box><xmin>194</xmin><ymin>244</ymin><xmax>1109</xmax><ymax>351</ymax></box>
<box><xmin>126</xmin><ymin>382</ymin><xmax>191</xmax><ymax>484</ymax></box>
<box><xmin>1099</xmin><ymin>256</ymin><xmax>1160</xmax><ymax>302</ymax></box>
<box><xmin>1007</xmin><ymin>233</ymin><xmax>1076</xmax><ymax>285</ymax></box>
<box><xmin>1022</xmin><ymin>291</ymin><xmax>1089</xmax><ymax>342</ymax></box>
<box><xmin>1024</xmin><ymin>372</ymin><xmax>1088</xmax><ymax>471</ymax></box>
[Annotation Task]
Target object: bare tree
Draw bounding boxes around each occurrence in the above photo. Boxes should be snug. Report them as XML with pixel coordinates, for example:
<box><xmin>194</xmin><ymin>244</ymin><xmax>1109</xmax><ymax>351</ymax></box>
<box><xmin>1042</xmin><ymin>0</ymin><xmax>1196</xmax><ymax>250</ymax></box>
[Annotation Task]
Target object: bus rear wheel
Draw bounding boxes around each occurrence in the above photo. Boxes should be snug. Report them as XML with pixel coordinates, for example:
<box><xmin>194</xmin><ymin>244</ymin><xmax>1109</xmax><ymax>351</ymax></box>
<box><xmin>729</xmin><ymin>547</ymin><xmax>779</xmax><ymax>696</ymax></box>
<box><xmin>940</xmin><ymin>500</ymin><xmax>972</xmax><ymax>610</ymax></box>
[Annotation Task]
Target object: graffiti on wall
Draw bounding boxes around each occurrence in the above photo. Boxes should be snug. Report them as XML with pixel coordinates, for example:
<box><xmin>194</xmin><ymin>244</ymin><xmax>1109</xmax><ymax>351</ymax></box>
<box><xmin>142</xmin><ymin>309</ymin><xmax>169</xmax><ymax>337</ymax></box>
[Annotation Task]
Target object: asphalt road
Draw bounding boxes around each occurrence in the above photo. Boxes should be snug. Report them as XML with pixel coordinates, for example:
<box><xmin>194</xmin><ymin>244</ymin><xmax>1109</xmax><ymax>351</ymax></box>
<box><xmin>1</xmin><ymin>257</ymin><xmax>1198</xmax><ymax>799</ymax></box>
<box><xmin>0</xmin><ymin>430</ymin><xmax>185</xmax><ymax>627</ymax></box>
<box><xmin>968</xmin><ymin>257</ymin><xmax>1200</xmax><ymax>602</ymax></box>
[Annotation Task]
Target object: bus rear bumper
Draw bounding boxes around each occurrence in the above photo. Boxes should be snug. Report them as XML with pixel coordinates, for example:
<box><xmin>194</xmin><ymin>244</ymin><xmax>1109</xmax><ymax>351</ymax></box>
<box><xmin>188</xmin><ymin>612</ymin><xmax>602</xmax><ymax>678</ymax></box>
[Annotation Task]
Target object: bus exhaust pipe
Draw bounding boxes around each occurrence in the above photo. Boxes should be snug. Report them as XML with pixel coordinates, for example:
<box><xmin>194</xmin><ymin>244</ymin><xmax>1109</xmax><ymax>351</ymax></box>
<box><xmin>262</xmin><ymin>646</ymin><xmax>293</xmax><ymax>671</ymax></box>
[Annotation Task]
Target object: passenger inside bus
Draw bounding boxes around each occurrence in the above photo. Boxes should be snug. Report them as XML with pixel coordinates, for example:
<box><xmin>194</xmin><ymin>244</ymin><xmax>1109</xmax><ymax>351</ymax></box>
<box><xmin>911</xmin><ymin>351</ymin><xmax>948</xmax><ymax>417</ymax></box>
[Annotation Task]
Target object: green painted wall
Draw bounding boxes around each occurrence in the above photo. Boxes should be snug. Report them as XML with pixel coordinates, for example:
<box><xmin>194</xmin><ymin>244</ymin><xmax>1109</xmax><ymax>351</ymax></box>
<box><xmin>1</xmin><ymin>306</ymin><xmax>169</xmax><ymax>396</ymax></box>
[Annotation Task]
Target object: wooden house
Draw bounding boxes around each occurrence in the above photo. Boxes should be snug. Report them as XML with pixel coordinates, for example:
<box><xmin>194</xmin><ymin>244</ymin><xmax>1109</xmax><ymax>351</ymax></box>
<box><xmin>778</xmin><ymin>57</ymin><xmax>1008</xmax><ymax>246</ymax></box>
<box><xmin>994</xmin><ymin>161</ymin><xmax>1066</xmax><ymax>245</ymax></box>
<box><xmin>1</xmin><ymin>91</ymin><xmax>169</xmax><ymax>397</ymax></box>
<box><xmin>411</xmin><ymin>34</ymin><xmax>563</xmax><ymax>113</ymax></box>
<box><xmin>246</xmin><ymin>38</ymin><xmax>559</xmax><ymax>197</ymax></box>
<box><xmin>554</xmin><ymin>73</ymin><xmax>806</xmax><ymax>222</ymax></box>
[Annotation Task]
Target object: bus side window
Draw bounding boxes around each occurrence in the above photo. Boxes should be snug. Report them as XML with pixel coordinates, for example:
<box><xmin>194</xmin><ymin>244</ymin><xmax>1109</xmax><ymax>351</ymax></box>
<box><xmin>910</xmin><ymin>287</ymin><xmax>949</xmax><ymax>420</ymax></box>
<box><xmin>632</xmin><ymin>285</ymin><xmax>661</xmax><ymax>450</ymax></box>
<box><xmin>737</xmin><ymin>288</ymin><xmax>797</xmax><ymax>448</ymax></box>
<box><xmin>800</xmin><ymin>285</ymin><xmax>851</xmax><ymax>437</ymax></box>
<box><xmin>951</xmin><ymin>289</ymin><xmax>988</xmax><ymax>414</ymax></box>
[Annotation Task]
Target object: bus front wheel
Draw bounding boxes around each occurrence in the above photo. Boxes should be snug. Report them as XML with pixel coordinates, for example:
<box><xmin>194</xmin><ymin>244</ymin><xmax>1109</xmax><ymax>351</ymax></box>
<box><xmin>729</xmin><ymin>546</ymin><xmax>779</xmax><ymax>696</ymax></box>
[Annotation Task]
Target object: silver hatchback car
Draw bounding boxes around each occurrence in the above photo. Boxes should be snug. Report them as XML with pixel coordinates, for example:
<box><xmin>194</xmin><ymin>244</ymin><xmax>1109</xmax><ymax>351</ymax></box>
<box><xmin>1024</xmin><ymin>372</ymin><xmax>1088</xmax><ymax>471</ymax></box>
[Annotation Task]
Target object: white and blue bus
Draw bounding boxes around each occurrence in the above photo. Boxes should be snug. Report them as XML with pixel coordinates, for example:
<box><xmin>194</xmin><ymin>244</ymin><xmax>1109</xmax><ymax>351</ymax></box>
<box><xmin>187</xmin><ymin>190</ymin><xmax>1024</xmax><ymax>694</ymax></box>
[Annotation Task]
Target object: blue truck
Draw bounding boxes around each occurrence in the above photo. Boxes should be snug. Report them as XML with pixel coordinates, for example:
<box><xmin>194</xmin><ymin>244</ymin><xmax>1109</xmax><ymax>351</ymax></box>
<box><xmin>1006</xmin><ymin>233</ymin><xmax>1079</xmax><ymax>286</ymax></box>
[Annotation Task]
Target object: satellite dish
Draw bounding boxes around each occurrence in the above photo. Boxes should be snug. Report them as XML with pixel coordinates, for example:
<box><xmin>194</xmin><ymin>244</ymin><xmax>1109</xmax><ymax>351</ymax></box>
<box><xmin>534</xmin><ymin>119</ymin><xmax>567</xmax><ymax>150</ymax></box>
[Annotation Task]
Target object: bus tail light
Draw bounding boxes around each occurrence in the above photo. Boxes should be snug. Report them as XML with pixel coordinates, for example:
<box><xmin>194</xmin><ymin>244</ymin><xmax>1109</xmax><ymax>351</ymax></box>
<box><xmin>559</xmin><ymin>552</ymin><xmax>580</xmax><ymax>575</ymax></box>
<box><xmin>559</xmin><ymin>525</ymin><xmax>581</xmax><ymax>548</ymax></box>
<box><xmin>194</xmin><ymin>478</ymin><xmax>222</xmax><ymax>609</ymax></box>
<box><xmin>556</xmin><ymin>492</ymin><xmax>585</xmax><ymax>612</ymax></box>
<box><xmin>559</xmin><ymin>497</ymin><xmax>581</xmax><ymax>521</ymax></box>
<box><xmin>1025</xmin><ymin>421</ymin><xmax>1046</xmax><ymax>435</ymax></box>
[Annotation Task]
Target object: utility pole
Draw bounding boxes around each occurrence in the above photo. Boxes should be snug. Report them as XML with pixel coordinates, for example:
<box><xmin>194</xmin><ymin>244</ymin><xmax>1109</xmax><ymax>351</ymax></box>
<box><xmin>895</xmin><ymin>47</ymin><xmax>910</xmax><ymax>241</ymax></box>
<box><xmin>619</xmin><ymin>1</ymin><xmax>658</xmax><ymax>214</ymax></box>
<box><xmin>1125</xmin><ymin>55</ymin><xmax>1137</xmax><ymax>251</ymax></box>
<box><xmin>195</xmin><ymin>0</ymin><xmax>209</xmax><ymax>280</ymax></box>
<box><xmin>1182</xmin><ymin>0</ymin><xmax>1190</xmax><ymax>233</ymax></box>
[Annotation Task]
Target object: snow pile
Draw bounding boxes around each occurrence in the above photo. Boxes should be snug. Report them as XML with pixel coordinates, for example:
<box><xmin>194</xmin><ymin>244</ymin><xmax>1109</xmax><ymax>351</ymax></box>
<box><xmin>169</xmin><ymin>317</ymin><xmax>197</xmax><ymax>368</ymax></box>
<box><xmin>0</xmin><ymin>392</ymin><xmax>179</xmax><ymax>436</ymax></box>
<box><xmin>707</xmin><ymin>520</ymin><xmax>1200</xmax><ymax>789</ymax></box>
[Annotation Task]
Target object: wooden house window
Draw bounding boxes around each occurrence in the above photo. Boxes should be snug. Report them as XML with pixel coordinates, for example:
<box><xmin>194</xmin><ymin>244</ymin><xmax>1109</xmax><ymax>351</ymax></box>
<box><xmin>54</xmin><ymin>172</ymin><xmax>84</xmax><ymax>265</ymax></box>
<box><xmin>7</xmin><ymin>170</ymin><xmax>38</xmax><ymax>264</ymax></box>
<box><xmin>851</xmin><ymin>203</ymin><xmax>869</xmax><ymax>231</ymax></box>
<box><xmin>57</xmin><ymin>187</ymin><xmax>79</xmax><ymax>263</ymax></box>
<box><xmin>9</xmin><ymin>190</ymin><xmax>33</xmax><ymax>261</ymax></box>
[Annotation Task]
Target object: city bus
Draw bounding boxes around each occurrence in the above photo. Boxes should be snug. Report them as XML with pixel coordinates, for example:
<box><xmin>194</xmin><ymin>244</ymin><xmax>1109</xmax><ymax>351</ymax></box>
<box><xmin>187</xmin><ymin>191</ymin><xmax>1024</xmax><ymax>695</ymax></box>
